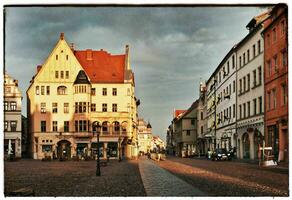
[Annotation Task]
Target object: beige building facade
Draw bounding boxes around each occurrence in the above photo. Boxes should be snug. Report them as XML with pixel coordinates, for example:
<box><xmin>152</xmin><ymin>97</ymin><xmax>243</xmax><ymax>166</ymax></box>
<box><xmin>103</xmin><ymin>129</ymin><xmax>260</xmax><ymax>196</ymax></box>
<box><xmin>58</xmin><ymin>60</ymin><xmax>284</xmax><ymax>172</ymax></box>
<box><xmin>4</xmin><ymin>72</ymin><xmax>22</xmax><ymax>158</ymax></box>
<box><xmin>27</xmin><ymin>33</ymin><xmax>139</xmax><ymax>160</ymax></box>
<box><xmin>137</xmin><ymin>118</ymin><xmax>153</xmax><ymax>154</ymax></box>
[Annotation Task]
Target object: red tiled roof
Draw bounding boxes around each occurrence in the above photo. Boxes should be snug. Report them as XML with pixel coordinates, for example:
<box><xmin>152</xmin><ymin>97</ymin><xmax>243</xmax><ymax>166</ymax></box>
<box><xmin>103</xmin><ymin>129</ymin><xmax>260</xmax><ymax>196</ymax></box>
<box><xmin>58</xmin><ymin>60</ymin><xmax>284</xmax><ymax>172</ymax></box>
<box><xmin>175</xmin><ymin>110</ymin><xmax>186</xmax><ymax>118</ymax></box>
<box><xmin>74</xmin><ymin>49</ymin><xmax>125</xmax><ymax>83</ymax></box>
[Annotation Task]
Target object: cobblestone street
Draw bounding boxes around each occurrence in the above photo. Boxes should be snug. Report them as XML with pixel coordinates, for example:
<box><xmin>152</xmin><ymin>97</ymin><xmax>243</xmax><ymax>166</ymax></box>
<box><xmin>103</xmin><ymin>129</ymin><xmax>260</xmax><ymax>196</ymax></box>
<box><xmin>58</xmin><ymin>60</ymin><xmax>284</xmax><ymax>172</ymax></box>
<box><xmin>157</xmin><ymin>156</ymin><xmax>289</xmax><ymax>196</ymax></box>
<box><xmin>4</xmin><ymin>159</ymin><xmax>146</xmax><ymax>196</ymax></box>
<box><xmin>139</xmin><ymin>158</ymin><xmax>205</xmax><ymax>196</ymax></box>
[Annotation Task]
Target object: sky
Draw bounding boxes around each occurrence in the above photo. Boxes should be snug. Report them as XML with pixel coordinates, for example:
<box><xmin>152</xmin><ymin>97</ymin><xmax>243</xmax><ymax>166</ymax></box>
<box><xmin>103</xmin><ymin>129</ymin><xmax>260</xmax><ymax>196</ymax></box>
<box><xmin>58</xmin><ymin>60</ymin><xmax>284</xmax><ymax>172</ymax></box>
<box><xmin>4</xmin><ymin>5</ymin><xmax>268</xmax><ymax>141</ymax></box>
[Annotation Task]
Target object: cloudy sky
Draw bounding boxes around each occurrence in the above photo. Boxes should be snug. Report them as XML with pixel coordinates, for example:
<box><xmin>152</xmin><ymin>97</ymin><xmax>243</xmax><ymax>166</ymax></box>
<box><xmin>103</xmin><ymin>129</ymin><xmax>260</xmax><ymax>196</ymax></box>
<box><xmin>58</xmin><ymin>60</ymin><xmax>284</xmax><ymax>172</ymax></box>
<box><xmin>5</xmin><ymin>6</ymin><xmax>267</xmax><ymax>141</ymax></box>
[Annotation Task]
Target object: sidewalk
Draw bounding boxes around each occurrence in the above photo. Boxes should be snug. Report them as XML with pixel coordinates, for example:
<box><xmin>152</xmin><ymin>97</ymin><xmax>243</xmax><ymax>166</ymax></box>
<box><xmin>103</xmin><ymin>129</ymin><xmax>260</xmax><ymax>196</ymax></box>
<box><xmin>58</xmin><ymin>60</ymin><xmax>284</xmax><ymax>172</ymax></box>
<box><xmin>139</xmin><ymin>158</ymin><xmax>205</xmax><ymax>196</ymax></box>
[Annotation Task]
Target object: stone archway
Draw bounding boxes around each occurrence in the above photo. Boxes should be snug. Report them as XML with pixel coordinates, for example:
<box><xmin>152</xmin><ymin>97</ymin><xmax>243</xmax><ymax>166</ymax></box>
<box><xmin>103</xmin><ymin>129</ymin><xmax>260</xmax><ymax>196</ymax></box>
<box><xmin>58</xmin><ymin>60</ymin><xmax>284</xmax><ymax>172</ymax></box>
<box><xmin>242</xmin><ymin>133</ymin><xmax>250</xmax><ymax>159</ymax></box>
<box><xmin>57</xmin><ymin>140</ymin><xmax>71</xmax><ymax>160</ymax></box>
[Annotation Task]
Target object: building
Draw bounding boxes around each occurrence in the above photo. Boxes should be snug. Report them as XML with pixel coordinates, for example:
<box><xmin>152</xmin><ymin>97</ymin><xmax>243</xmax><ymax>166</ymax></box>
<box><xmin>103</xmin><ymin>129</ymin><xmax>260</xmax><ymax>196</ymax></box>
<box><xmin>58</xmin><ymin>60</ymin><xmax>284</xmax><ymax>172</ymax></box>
<box><xmin>236</xmin><ymin>11</ymin><xmax>270</xmax><ymax>160</ymax></box>
<box><xmin>4</xmin><ymin>72</ymin><xmax>22</xmax><ymax>159</ymax></box>
<box><xmin>137</xmin><ymin>118</ymin><xmax>153</xmax><ymax>154</ymax></box>
<box><xmin>262</xmin><ymin>4</ymin><xmax>288</xmax><ymax>163</ymax></box>
<box><xmin>151</xmin><ymin>136</ymin><xmax>165</xmax><ymax>152</ymax></box>
<box><xmin>173</xmin><ymin>101</ymin><xmax>199</xmax><ymax>157</ymax></box>
<box><xmin>27</xmin><ymin>33</ymin><xmax>139</xmax><ymax>160</ymax></box>
<box><xmin>197</xmin><ymin>81</ymin><xmax>208</xmax><ymax>155</ymax></box>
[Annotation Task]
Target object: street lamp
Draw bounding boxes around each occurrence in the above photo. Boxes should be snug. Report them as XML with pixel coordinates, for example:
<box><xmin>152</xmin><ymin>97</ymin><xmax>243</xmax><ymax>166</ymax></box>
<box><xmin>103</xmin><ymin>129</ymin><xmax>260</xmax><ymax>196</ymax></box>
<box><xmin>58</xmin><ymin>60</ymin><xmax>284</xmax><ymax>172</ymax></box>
<box><xmin>92</xmin><ymin>121</ymin><xmax>101</xmax><ymax>176</ymax></box>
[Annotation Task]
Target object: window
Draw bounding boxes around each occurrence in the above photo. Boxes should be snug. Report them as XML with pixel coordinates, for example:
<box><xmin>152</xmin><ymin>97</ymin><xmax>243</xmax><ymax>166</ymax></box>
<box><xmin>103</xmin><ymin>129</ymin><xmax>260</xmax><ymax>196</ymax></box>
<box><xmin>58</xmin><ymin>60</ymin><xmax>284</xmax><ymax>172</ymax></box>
<box><xmin>243</xmin><ymin>77</ymin><xmax>246</xmax><ymax>92</ymax></box>
<box><xmin>239</xmin><ymin>105</ymin><xmax>242</xmax><ymax>119</ymax></box>
<box><xmin>4</xmin><ymin>121</ymin><xmax>8</xmax><ymax>131</ymax></box>
<box><xmin>247</xmin><ymin>74</ymin><xmax>250</xmax><ymax>91</ymax></box>
<box><xmin>60</xmin><ymin>71</ymin><xmax>64</xmax><ymax>79</ymax></box>
<box><xmin>233</xmin><ymin>80</ymin><xmax>235</xmax><ymax>93</ymax></box>
<box><xmin>247</xmin><ymin>50</ymin><xmax>250</xmax><ymax>62</ymax></box>
<box><xmin>78</xmin><ymin>120</ymin><xmax>87</xmax><ymax>132</ymax></box>
<box><xmin>201</xmin><ymin>112</ymin><xmax>203</xmax><ymax>120</ymax></box>
<box><xmin>57</xmin><ymin>86</ymin><xmax>67</xmax><ymax>95</ymax></box>
<box><xmin>243</xmin><ymin>103</ymin><xmax>246</xmax><ymax>118</ymax></box>
<box><xmin>253</xmin><ymin>98</ymin><xmax>257</xmax><ymax>115</ymax></box>
<box><xmin>258</xmin><ymin>66</ymin><xmax>262</xmax><ymax>85</ymax></box>
<box><xmin>42</xmin><ymin>145</ymin><xmax>52</xmax><ymax>152</ymax></box>
<box><xmin>91</xmin><ymin>103</ymin><xmax>96</xmax><ymax>112</ymax></box>
<box><xmin>66</xmin><ymin>55</ymin><xmax>69</xmax><ymax>60</ymax></box>
<box><xmin>282</xmin><ymin>50</ymin><xmax>287</xmax><ymax>67</ymax></box>
<box><xmin>83</xmin><ymin>102</ymin><xmax>87</xmax><ymax>113</ymax></box>
<box><xmin>10</xmin><ymin>121</ymin><xmax>17</xmax><ymax>132</ymax></box>
<box><xmin>65</xmin><ymin>71</ymin><xmax>69</xmax><ymax>79</ymax></box>
<box><xmin>91</xmin><ymin>88</ymin><xmax>96</xmax><ymax>95</ymax></box>
<box><xmin>56</xmin><ymin>55</ymin><xmax>58</xmax><ymax>60</ymax></box>
<box><xmin>102</xmin><ymin>104</ymin><xmax>107</xmax><ymax>112</ymax></box>
<box><xmin>41</xmin><ymin>86</ymin><xmax>45</xmax><ymax>95</ymax></box>
<box><xmin>227</xmin><ymin>62</ymin><xmax>230</xmax><ymax>74</ymax></box>
<box><xmin>64</xmin><ymin>121</ymin><xmax>69</xmax><ymax>132</ymax></box>
<box><xmin>112</xmin><ymin>104</ymin><xmax>117</xmax><ymax>112</ymax></box>
<box><xmin>201</xmin><ymin>126</ymin><xmax>203</xmax><ymax>134</ymax></box>
<box><xmin>253</xmin><ymin>70</ymin><xmax>256</xmax><ymax>87</ymax></box>
<box><xmin>41</xmin><ymin>103</ymin><xmax>46</xmax><ymax>113</ymax></box>
<box><xmin>35</xmin><ymin>86</ymin><xmax>40</xmax><ymax>95</ymax></box>
<box><xmin>114</xmin><ymin>121</ymin><xmax>120</xmax><ymax>132</ymax></box>
<box><xmin>52</xmin><ymin>103</ymin><xmax>58</xmax><ymax>113</ymax></box>
<box><xmin>232</xmin><ymin>55</ymin><xmax>235</xmax><ymax>69</ymax></box>
<box><xmin>5</xmin><ymin>86</ymin><xmax>11</xmax><ymax>93</ymax></box>
<box><xmin>243</xmin><ymin>53</ymin><xmax>246</xmax><ymax>65</ymax></box>
<box><xmin>229</xmin><ymin>106</ymin><xmax>231</xmax><ymax>119</ymax></box>
<box><xmin>267</xmin><ymin>91</ymin><xmax>271</xmax><ymax>111</ymax></box>
<box><xmin>219</xmin><ymin>72</ymin><xmax>221</xmax><ymax>82</ymax></box>
<box><xmin>239</xmin><ymin>56</ymin><xmax>242</xmax><ymax>67</ymax></box>
<box><xmin>258</xmin><ymin>40</ymin><xmax>261</xmax><ymax>54</ymax></box>
<box><xmin>127</xmin><ymin>88</ymin><xmax>130</xmax><ymax>96</ymax></box>
<box><xmin>10</xmin><ymin>102</ymin><xmax>16</xmax><ymax>111</ymax></box>
<box><xmin>274</xmin><ymin>55</ymin><xmax>278</xmax><ymax>71</ymax></box>
<box><xmin>55</xmin><ymin>71</ymin><xmax>59</xmax><ymax>79</ymax></box>
<box><xmin>253</xmin><ymin>44</ymin><xmax>256</xmax><ymax>58</ymax></box>
<box><xmin>247</xmin><ymin>101</ymin><xmax>250</xmax><ymax>117</ymax></box>
<box><xmin>75</xmin><ymin>121</ymin><xmax>78</xmax><ymax>132</ymax></box>
<box><xmin>78</xmin><ymin>102</ymin><xmax>82</xmax><ymax>113</ymax></box>
<box><xmin>267</xmin><ymin>34</ymin><xmax>270</xmax><ymax>47</ymax></box>
<box><xmin>102</xmin><ymin>122</ymin><xmax>108</xmax><ymax>133</ymax></box>
<box><xmin>239</xmin><ymin>79</ymin><xmax>242</xmax><ymax>94</ymax></box>
<box><xmin>186</xmin><ymin>130</ymin><xmax>191</xmax><ymax>136</ymax></box>
<box><xmin>46</xmin><ymin>86</ymin><xmax>50</xmax><ymax>95</ymax></box>
<box><xmin>112</xmin><ymin>88</ymin><xmax>117</xmax><ymax>96</ymax></box>
<box><xmin>268</xmin><ymin>60</ymin><xmax>272</xmax><ymax>77</ymax></box>
<box><xmin>102</xmin><ymin>88</ymin><xmax>107</xmax><ymax>96</ymax></box>
<box><xmin>233</xmin><ymin>104</ymin><xmax>235</xmax><ymax>118</ymax></box>
<box><xmin>191</xmin><ymin>119</ymin><xmax>196</xmax><ymax>125</ymax></box>
<box><xmin>259</xmin><ymin>96</ymin><xmax>263</xmax><ymax>113</ymax></box>
<box><xmin>281</xmin><ymin>20</ymin><xmax>285</xmax><ymax>35</ymax></box>
<box><xmin>273</xmin><ymin>28</ymin><xmax>276</xmax><ymax>42</ymax></box>
<box><xmin>272</xmin><ymin>89</ymin><xmax>276</xmax><ymax>109</ymax></box>
<box><xmin>41</xmin><ymin>121</ymin><xmax>46</xmax><ymax>132</ymax></box>
<box><xmin>4</xmin><ymin>101</ymin><xmax>8</xmax><ymax>111</ymax></box>
<box><xmin>53</xmin><ymin>121</ymin><xmax>58</xmax><ymax>132</ymax></box>
<box><xmin>64</xmin><ymin>103</ymin><xmax>69</xmax><ymax>113</ymax></box>
<box><xmin>282</xmin><ymin>84</ymin><xmax>287</xmax><ymax>105</ymax></box>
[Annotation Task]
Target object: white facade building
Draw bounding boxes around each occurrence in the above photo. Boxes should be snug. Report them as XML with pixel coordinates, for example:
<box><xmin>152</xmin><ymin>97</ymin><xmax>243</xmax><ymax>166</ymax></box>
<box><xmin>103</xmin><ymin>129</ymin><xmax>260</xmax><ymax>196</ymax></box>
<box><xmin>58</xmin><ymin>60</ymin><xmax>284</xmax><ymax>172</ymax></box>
<box><xmin>4</xmin><ymin>72</ymin><xmax>22</xmax><ymax>158</ymax></box>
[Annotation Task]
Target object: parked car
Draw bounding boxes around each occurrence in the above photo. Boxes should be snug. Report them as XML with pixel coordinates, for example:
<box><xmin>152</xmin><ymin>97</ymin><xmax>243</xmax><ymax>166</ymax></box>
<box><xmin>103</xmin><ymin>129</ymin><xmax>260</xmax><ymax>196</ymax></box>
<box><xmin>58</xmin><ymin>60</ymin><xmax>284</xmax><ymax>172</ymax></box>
<box><xmin>211</xmin><ymin>148</ymin><xmax>232</xmax><ymax>161</ymax></box>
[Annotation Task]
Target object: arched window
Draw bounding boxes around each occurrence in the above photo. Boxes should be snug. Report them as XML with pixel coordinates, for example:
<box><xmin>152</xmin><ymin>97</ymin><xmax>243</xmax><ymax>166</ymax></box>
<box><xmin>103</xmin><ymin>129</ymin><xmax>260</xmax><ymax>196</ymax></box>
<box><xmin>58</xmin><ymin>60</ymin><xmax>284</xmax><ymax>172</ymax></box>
<box><xmin>121</xmin><ymin>121</ymin><xmax>127</xmax><ymax>134</ymax></box>
<box><xmin>113</xmin><ymin>121</ymin><xmax>120</xmax><ymax>132</ymax></box>
<box><xmin>57</xmin><ymin>86</ymin><xmax>67</xmax><ymax>95</ymax></box>
<box><xmin>102</xmin><ymin>121</ymin><xmax>109</xmax><ymax>133</ymax></box>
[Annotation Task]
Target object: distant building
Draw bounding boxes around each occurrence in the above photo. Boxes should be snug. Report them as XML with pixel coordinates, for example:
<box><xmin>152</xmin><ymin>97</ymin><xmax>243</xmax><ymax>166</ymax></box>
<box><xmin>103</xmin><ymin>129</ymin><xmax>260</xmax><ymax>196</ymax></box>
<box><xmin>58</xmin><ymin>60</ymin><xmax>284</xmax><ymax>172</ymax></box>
<box><xmin>151</xmin><ymin>136</ymin><xmax>165</xmax><ymax>152</ymax></box>
<box><xmin>137</xmin><ymin>118</ymin><xmax>153</xmax><ymax>154</ymax></box>
<box><xmin>262</xmin><ymin>4</ymin><xmax>288</xmax><ymax>163</ymax></box>
<box><xmin>27</xmin><ymin>33</ymin><xmax>139</xmax><ymax>160</ymax></box>
<box><xmin>4</xmin><ymin>72</ymin><xmax>22</xmax><ymax>158</ymax></box>
<box><xmin>172</xmin><ymin>101</ymin><xmax>199</xmax><ymax>157</ymax></box>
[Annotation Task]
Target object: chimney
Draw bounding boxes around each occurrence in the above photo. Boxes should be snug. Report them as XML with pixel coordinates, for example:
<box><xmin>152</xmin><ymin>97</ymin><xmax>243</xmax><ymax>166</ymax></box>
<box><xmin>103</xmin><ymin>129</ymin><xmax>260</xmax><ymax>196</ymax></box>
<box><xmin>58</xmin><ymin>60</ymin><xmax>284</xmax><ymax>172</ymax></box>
<box><xmin>37</xmin><ymin>65</ymin><xmax>42</xmax><ymax>73</ymax></box>
<box><xmin>60</xmin><ymin>32</ymin><xmax>64</xmax><ymax>40</ymax></box>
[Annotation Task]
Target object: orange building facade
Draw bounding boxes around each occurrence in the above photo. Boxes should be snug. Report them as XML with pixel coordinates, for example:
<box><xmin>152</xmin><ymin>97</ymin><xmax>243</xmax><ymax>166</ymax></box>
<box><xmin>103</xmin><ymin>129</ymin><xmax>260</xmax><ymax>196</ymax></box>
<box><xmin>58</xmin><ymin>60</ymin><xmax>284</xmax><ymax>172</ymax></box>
<box><xmin>263</xmin><ymin>4</ymin><xmax>288</xmax><ymax>163</ymax></box>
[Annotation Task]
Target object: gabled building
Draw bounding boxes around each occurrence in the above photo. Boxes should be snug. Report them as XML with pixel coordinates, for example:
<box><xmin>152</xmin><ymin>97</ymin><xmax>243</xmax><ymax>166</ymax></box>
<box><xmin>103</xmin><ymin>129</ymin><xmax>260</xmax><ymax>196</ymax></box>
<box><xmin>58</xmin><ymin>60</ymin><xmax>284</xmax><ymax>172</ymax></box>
<box><xmin>4</xmin><ymin>72</ymin><xmax>22</xmax><ymax>159</ymax></box>
<box><xmin>262</xmin><ymin>4</ymin><xmax>288</xmax><ymax>163</ymax></box>
<box><xmin>137</xmin><ymin>118</ymin><xmax>153</xmax><ymax>154</ymax></box>
<box><xmin>27</xmin><ymin>33</ymin><xmax>139</xmax><ymax>160</ymax></box>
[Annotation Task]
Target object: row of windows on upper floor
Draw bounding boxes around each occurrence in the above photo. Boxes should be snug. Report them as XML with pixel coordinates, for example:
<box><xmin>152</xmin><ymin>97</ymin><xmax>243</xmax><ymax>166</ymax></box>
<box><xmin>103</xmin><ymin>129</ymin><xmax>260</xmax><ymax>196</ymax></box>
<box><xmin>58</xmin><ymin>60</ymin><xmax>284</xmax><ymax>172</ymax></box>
<box><xmin>266</xmin><ymin>19</ymin><xmax>286</xmax><ymax>48</ymax></box>
<box><xmin>238</xmin><ymin>66</ymin><xmax>262</xmax><ymax>95</ymax></box>
<box><xmin>35</xmin><ymin>85</ymin><xmax>131</xmax><ymax>96</ymax></box>
<box><xmin>39</xmin><ymin>102</ymin><xmax>131</xmax><ymax>113</ymax></box>
<box><xmin>39</xmin><ymin>120</ymin><xmax>127</xmax><ymax>133</ymax></box>
<box><xmin>4</xmin><ymin>101</ymin><xmax>18</xmax><ymax>111</ymax></box>
<box><xmin>216</xmin><ymin>103</ymin><xmax>236</xmax><ymax>125</ymax></box>
<box><xmin>55</xmin><ymin>71</ymin><xmax>69</xmax><ymax>79</ymax></box>
<box><xmin>239</xmin><ymin>40</ymin><xmax>262</xmax><ymax>68</ymax></box>
<box><xmin>4</xmin><ymin>121</ymin><xmax>17</xmax><ymax>132</ymax></box>
<box><xmin>266</xmin><ymin>50</ymin><xmax>287</xmax><ymax>77</ymax></box>
<box><xmin>238</xmin><ymin>96</ymin><xmax>263</xmax><ymax>120</ymax></box>
<box><xmin>266</xmin><ymin>84</ymin><xmax>287</xmax><ymax>111</ymax></box>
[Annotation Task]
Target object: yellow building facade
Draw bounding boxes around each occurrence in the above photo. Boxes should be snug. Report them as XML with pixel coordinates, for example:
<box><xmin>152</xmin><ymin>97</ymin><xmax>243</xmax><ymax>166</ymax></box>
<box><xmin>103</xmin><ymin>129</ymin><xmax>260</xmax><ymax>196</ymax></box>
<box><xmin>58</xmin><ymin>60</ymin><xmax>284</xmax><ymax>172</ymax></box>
<box><xmin>27</xmin><ymin>33</ymin><xmax>139</xmax><ymax>160</ymax></box>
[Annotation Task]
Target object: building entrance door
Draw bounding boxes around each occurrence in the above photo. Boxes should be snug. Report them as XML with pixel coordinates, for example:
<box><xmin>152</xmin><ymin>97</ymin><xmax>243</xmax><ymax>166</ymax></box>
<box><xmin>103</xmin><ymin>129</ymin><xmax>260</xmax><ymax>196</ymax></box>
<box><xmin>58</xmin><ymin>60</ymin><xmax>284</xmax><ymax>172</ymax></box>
<box><xmin>57</xmin><ymin>140</ymin><xmax>71</xmax><ymax>160</ymax></box>
<box><xmin>242</xmin><ymin>133</ymin><xmax>250</xmax><ymax>159</ymax></box>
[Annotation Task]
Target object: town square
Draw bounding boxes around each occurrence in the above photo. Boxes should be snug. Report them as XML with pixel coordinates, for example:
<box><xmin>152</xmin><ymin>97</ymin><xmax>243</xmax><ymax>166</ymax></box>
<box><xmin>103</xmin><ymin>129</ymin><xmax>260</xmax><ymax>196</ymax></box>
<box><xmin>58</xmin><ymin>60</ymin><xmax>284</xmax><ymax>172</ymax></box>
<box><xmin>3</xmin><ymin>2</ymin><xmax>289</xmax><ymax>198</ymax></box>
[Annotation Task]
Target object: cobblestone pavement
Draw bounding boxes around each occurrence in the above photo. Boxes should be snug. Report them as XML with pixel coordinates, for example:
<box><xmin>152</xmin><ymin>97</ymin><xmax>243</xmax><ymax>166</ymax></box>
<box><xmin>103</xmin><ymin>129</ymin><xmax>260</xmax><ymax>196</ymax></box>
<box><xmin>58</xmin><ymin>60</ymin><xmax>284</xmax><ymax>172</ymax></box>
<box><xmin>139</xmin><ymin>158</ymin><xmax>205</xmax><ymax>196</ymax></box>
<box><xmin>5</xmin><ymin>159</ymin><xmax>146</xmax><ymax>196</ymax></box>
<box><xmin>157</xmin><ymin>156</ymin><xmax>289</xmax><ymax>196</ymax></box>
